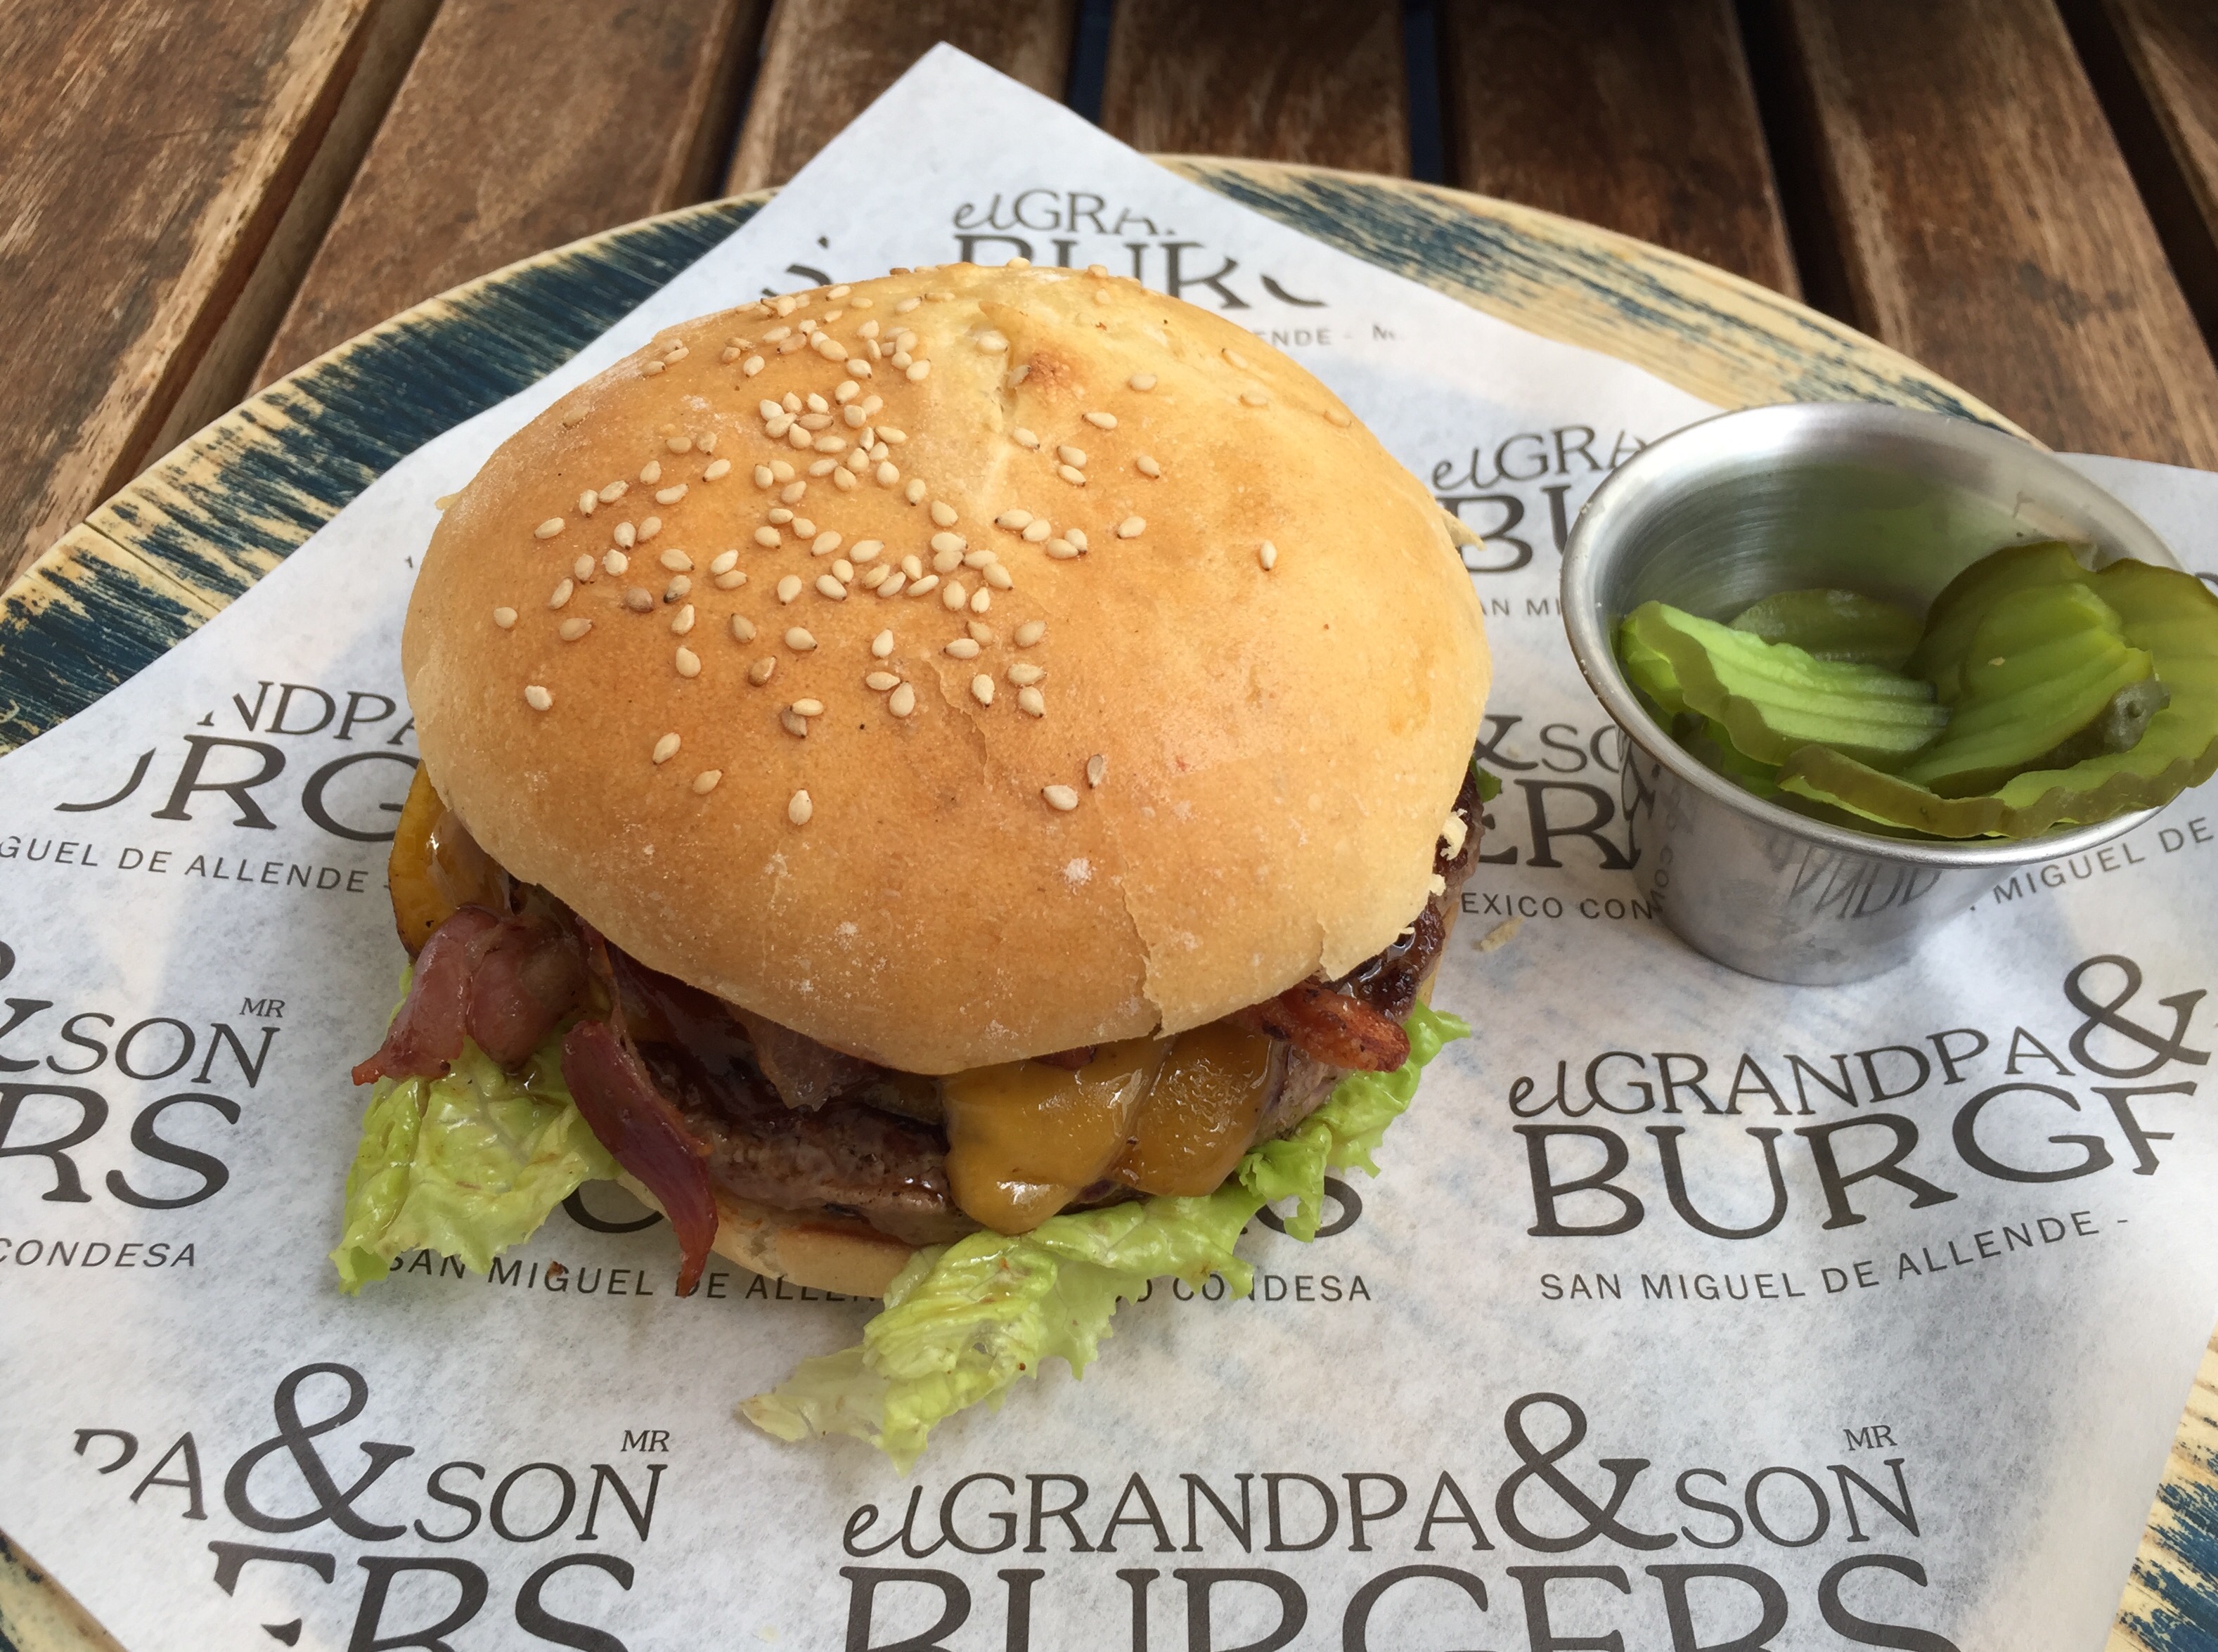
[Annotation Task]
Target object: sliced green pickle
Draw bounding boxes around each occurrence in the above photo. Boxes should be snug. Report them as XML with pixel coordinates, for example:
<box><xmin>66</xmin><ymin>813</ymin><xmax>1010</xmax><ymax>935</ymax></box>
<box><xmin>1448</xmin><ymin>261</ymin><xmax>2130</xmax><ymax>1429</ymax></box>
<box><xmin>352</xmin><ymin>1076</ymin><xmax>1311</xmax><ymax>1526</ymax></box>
<box><xmin>1907</xmin><ymin>540</ymin><xmax>2087</xmax><ymax>703</ymax></box>
<box><xmin>1895</xmin><ymin>582</ymin><xmax>2152</xmax><ymax>796</ymax></box>
<box><xmin>1624</xmin><ymin>600</ymin><xmax>1948</xmax><ymax>769</ymax></box>
<box><xmin>1616</xmin><ymin>617</ymin><xmax>1687</xmax><ymax>716</ymax></box>
<box><xmin>1728</xmin><ymin>588</ymin><xmax>1923</xmax><ymax>669</ymax></box>
<box><xmin>2035</xmin><ymin>680</ymin><xmax>2172</xmax><ymax>770</ymax></box>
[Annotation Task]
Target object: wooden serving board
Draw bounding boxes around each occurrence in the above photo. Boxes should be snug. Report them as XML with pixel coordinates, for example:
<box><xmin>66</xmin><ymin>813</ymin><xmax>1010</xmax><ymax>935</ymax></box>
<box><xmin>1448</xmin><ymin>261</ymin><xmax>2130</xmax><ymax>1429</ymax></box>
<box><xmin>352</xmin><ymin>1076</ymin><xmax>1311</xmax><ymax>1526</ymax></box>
<box><xmin>0</xmin><ymin>161</ymin><xmax>2205</xmax><ymax>1652</ymax></box>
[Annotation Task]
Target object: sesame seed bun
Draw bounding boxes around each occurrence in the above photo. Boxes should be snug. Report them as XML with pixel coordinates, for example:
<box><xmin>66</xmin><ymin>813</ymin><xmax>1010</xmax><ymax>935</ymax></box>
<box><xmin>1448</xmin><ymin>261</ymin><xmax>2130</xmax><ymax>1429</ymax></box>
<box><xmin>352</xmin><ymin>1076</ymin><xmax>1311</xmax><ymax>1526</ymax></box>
<box><xmin>403</xmin><ymin>264</ymin><xmax>1490</xmax><ymax>1075</ymax></box>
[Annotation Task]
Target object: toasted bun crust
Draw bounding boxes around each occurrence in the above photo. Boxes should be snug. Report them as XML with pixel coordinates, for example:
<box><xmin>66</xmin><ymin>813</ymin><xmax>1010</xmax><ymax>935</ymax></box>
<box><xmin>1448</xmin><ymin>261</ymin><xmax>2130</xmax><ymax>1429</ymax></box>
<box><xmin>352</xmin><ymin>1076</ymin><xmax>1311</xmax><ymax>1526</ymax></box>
<box><xmin>404</xmin><ymin>264</ymin><xmax>1489</xmax><ymax>1073</ymax></box>
<box><xmin>614</xmin><ymin>1172</ymin><xmax>914</xmax><ymax>1298</ymax></box>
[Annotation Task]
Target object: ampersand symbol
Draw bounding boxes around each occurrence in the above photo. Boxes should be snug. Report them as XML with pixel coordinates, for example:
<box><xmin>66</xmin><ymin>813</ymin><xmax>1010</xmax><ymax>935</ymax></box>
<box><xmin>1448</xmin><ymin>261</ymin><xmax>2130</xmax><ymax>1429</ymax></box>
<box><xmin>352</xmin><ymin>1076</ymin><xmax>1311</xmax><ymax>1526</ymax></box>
<box><xmin>221</xmin><ymin>1363</ymin><xmax>413</xmax><ymax>1540</ymax></box>
<box><xmin>2065</xmin><ymin>955</ymin><xmax>2211</xmax><ymax>1079</ymax></box>
<box><xmin>1493</xmin><ymin>1393</ymin><xmax>1675</xmax><ymax>1551</ymax></box>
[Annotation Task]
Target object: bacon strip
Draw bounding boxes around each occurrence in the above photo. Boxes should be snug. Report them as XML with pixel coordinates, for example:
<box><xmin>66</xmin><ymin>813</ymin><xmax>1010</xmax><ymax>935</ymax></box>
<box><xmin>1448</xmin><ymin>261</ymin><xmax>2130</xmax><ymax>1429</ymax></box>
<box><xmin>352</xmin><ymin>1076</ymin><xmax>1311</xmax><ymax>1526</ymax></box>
<box><xmin>561</xmin><ymin>1019</ymin><xmax>719</xmax><ymax>1296</ymax></box>
<box><xmin>465</xmin><ymin>919</ymin><xmax>585</xmax><ymax>1066</ymax></box>
<box><xmin>352</xmin><ymin>907</ymin><xmax>501</xmax><ymax>1085</ymax></box>
<box><xmin>1233</xmin><ymin>981</ymin><xmax>1410</xmax><ymax>1073</ymax></box>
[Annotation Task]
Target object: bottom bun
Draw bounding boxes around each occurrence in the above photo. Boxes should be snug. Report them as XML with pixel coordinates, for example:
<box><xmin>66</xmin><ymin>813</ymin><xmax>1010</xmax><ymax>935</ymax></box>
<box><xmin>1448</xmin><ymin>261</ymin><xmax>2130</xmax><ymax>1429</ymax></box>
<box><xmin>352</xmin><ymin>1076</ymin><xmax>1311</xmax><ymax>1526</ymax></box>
<box><xmin>612</xmin><ymin>911</ymin><xmax>1463</xmax><ymax>1302</ymax></box>
<box><xmin>614</xmin><ymin>1171</ymin><xmax>917</xmax><ymax>1298</ymax></box>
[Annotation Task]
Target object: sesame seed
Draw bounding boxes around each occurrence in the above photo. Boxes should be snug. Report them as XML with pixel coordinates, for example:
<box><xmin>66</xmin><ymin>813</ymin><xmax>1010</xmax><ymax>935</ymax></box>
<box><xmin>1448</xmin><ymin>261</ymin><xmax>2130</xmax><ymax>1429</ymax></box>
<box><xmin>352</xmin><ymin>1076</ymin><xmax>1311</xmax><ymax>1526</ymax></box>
<box><xmin>876</xmin><ymin>461</ymin><xmax>900</xmax><ymax>486</ymax></box>
<box><xmin>693</xmin><ymin>769</ymin><xmax>722</xmax><ymax>795</ymax></box>
<box><xmin>780</xmin><ymin>708</ymin><xmax>809</xmax><ymax>738</ymax></box>
<box><xmin>652</xmin><ymin>733</ymin><xmax>680</xmax><ymax>764</ymax></box>
<box><xmin>904</xmin><ymin>479</ymin><xmax>927</xmax><ymax>504</ymax></box>
<box><xmin>1088</xmin><ymin>264</ymin><xmax>1109</xmax><ymax>277</ymax></box>
<box><xmin>970</xmin><ymin>588</ymin><xmax>991</xmax><ymax>614</ymax></box>
<box><xmin>1058</xmin><ymin>465</ymin><xmax>1085</xmax><ymax>486</ymax></box>
<box><xmin>730</xmin><ymin>614</ymin><xmax>757</xmax><ymax>642</ymax></box>
<box><xmin>1241</xmin><ymin>391</ymin><xmax>1269</xmax><ymax>407</ymax></box>
<box><xmin>659</xmin><ymin>548</ymin><xmax>692</xmax><ymax>572</ymax></box>
<box><xmin>1258</xmin><ymin>541</ymin><xmax>1278</xmax><ymax>570</ymax></box>
<box><xmin>1086</xmin><ymin>754</ymin><xmax>1107</xmax><ymax>787</ymax></box>
<box><xmin>943</xmin><ymin>580</ymin><xmax>970</xmax><ymax>610</ymax></box>
<box><xmin>793</xmin><ymin>697</ymin><xmax>825</xmax><ymax>717</ymax></box>
<box><xmin>996</xmin><ymin>510</ymin><xmax>1033</xmax><ymax>531</ymax></box>
<box><xmin>878</xmin><ymin>571</ymin><xmax>908</xmax><ymax>598</ymax></box>
<box><xmin>754</xmin><ymin>527</ymin><xmax>780</xmax><ymax>548</ymax></box>
<box><xmin>860</xmin><ymin>563</ymin><xmax>889</xmax><ymax>590</ymax></box>
<box><xmin>665</xmin><ymin>576</ymin><xmax>690</xmax><ymax>602</ymax></box>
<box><xmin>676</xmin><ymin>646</ymin><xmax>701</xmax><ymax>677</ymax></box>
<box><xmin>766</xmin><ymin>414</ymin><xmax>793</xmax><ymax>439</ymax></box>
<box><xmin>905</xmin><ymin>361</ymin><xmax>930</xmax><ymax>382</ymax></box>
<box><xmin>791</xmin><ymin>517</ymin><xmax>817</xmax><ymax>538</ymax></box>
<box><xmin>625</xmin><ymin>587</ymin><xmax>654</xmax><ymax>612</ymax></box>
<box><xmin>929</xmin><ymin>531</ymin><xmax>965</xmax><ymax>555</ymax></box>
<box><xmin>967</xmin><ymin>619</ymin><xmax>995</xmax><ymax>643</ymax></box>
<box><xmin>771</xmin><ymin>460</ymin><xmax>795</xmax><ymax>481</ymax></box>
<box><xmin>787</xmin><ymin>427</ymin><xmax>812</xmax><ymax>449</ymax></box>
<box><xmin>851</xmin><ymin>539</ymin><xmax>884</xmax><ymax>562</ymax></box>
<box><xmin>1015</xmin><ymin>620</ymin><xmax>1045</xmax><ymax>647</ymax></box>
<box><xmin>1084</xmin><ymin>411</ymin><xmax>1117</xmax><ymax>430</ymax></box>
<box><xmin>603</xmin><ymin>550</ymin><xmax>630</xmax><ymax>576</ymax></box>
<box><xmin>666</xmin><ymin>436</ymin><xmax>692</xmax><ymax>454</ymax></box>
<box><xmin>1130</xmin><ymin>373</ymin><xmax>1156</xmax><ymax>391</ymax></box>
<box><xmin>889</xmin><ymin>682</ymin><xmax>917</xmax><ymax>716</ymax></box>
<box><xmin>1018</xmin><ymin>687</ymin><xmax>1045</xmax><ymax>717</ymax></box>
<box><xmin>788</xmin><ymin>789</ymin><xmax>813</xmax><ymax>825</ymax></box>
<box><xmin>1045</xmin><ymin>538</ymin><xmax>1078</xmax><ymax>560</ymax></box>
<box><xmin>704</xmin><ymin>458</ymin><xmax>731</xmax><ymax>481</ymax></box>
<box><xmin>1223</xmin><ymin>348</ymin><xmax>1249</xmax><ymax>368</ymax></box>
<box><xmin>493</xmin><ymin>606</ymin><xmax>517</xmax><ymax>628</ymax></box>
<box><xmin>640</xmin><ymin>517</ymin><xmax>662</xmax><ymax>540</ymax></box>
<box><xmin>774</xmin><ymin>297</ymin><xmax>797</xmax><ymax>317</ymax></box>
<box><xmin>671</xmin><ymin>604</ymin><xmax>697</xmax><ymax>635</ymax></box>
<box><xmin>1007</xmin><ymin>364</ymin><xmax>1030</xmax><ymax>387</ymax></box>
<box><xmin>578</xmin><ymin>490</ymin><xmax>598</xmax><ymax>517</ymax></box>
<box><xmin>816</xmin><ymin>574</ymin><xmax>848</xmax><ymax>600</ymax></box>
<box><xmin>834</xmin><ymin>379</ymin><xmax>859</xmax><ymax>404</ymax></box>
<box><xmin>535</xmin><ymin>517</ymin><xmax>565</xmax><ymax>540</ymax></box>
<box><xmin>1013</xmin><ymin>427</ymin><xmax>1040</xmax><ymax>450</ymax></box>
<box><xmin>1068</xmin><ymin>529</ymin><xmax>1088</xmax><ymax>551</ymax></box>
<box><xmin>962</xmin><ymin>548</ymin><xmax>995</xmax><ymax>569</ymax></box>
<box><xmin>976</xmin><ymin>331</ymin><xmax>1009</xmax><ymax>353</ymax></box>
<box><xmin>933</xmin><ymin>549</ymin><xmax>962</xmax><ymax>575</ymax></box>
<box><xmin>1043</xmin><ymin>785</ymin><xmax>1078</xmax><ymax>811</ymax></box>
<box><xmin>742</xmin><ymin>356</ymin><xmax>764</xmax><ymax>376</ymax></box>
<box><xmin>1022</xmin><ymin>520</ymin><xmax>1051</xmax><ymax>543</ymax></box>
<box><xmin>709</xmin><ymin>548</ymin><xmax>740</xmax><ymax>575</ymax></box>
<box><xmin>972</xmin><ymin>674</ymin><xmax>994</xmax><ymax>706</ymax></box>
<box><xmin>785</xmin><ymin>478</ymin><xmax>811</xmax><ymax>498</ymax></box>
<box><xmin>573</xmin><ymin>553</ymin><xmax>596</xmax><ymax>581</ymax></box>
<box><xmin>600</xmin><ymin>481</ymin><xmax>628</xmax><ymax>503</ymax></box>
<box><xmin>909</xmin><ymin>574</ymin><xmax>940</xmax><ymax>598</ymax></box>
<box><xmin>901</xmin><ymin>555</ymin><xmax>924</xmax><ymax>579</ymax></box>
<box><xmin>1057</xmin><ymin>444</ymin><xmax>1088</xmax><ymax>466</ymax></box>
<box><xmin>812</xmin><ymin>435</ymin><xmax>847</xmax><ymax>455</ymax></box>
<box><xmin>1094</xmin><ymin>290</ymin><xmax>1110</xmax><ymax>306</ymax></box>
<box><xmin>929</xmin><ymin>501</ymin><xmax>959</xmax><ymax>527</ymax></box>
<box><xmin>643</xmin><ymin>360</ymin><xmax>664</xmax><ymax>375</ymax></box>
<box><xmin>663</xmin><ymin>345</ymin><xmax>687</xmax><ymax>362</ymax></box>
<box><xmin>895</xmin><ymin>297</ymin><xmax>920</xmax><ymax>314</ymax></box>
<box><xmin>721</xmin><ymin>346</ymin><xmax>740</xmax><ymax>363</ymax></box>
<box><xmin>548</xmin><ymin>579</ymin><xmax>574</xmax><ymax>609</ymax></box>
<box><xmin>715</xmin><ymin>570</ymin><xmax>747</xmax><ymax>590</ymax></box>
<box><xmin>1326</xmin><ymin>408</ymin><xmax>1352</xmax><ymax>427</ymax></box>
<box><xmin>1008</xmin><ymin>662</ymin><xmax>1044</xmax><ymax>686</ymax></box>
<box><xmin>1136</xmin><ymin>456</ymin><xmax>1162</xmax><ymax>478</ymax></box>
<box><xmin>749</xmin><ymin>657</ymin><xmax>776</xmax><ymax>685</ymax></box>
<box><xmin>640</xmin><ymin>460</ymin><xmax>662</xmax><ymax>485</ymax></box>
<box><xmin>777</xmin><ymin>575</ymin><xmax>802</xmax><ymax>603</ymax></box>
<box><xmin>524</xmin><ymin>684</ymin><xmax>553</xmax><ymax>711</ymax></box>
<box><xmin>833</xmin><ymin>557</ymin><xmax>854</xmax><ymax>581</ymax></box>
<box><xmin>1117</xmin><ymin>515</ymin><xmax>1146</xmax><ymax>539</ymax></box>
<box><xmin>946</xmin><ymin>638</ymin><xmax>981</xmax><ymax>659</ymax></box>
<box><xmin>865</xmin><ymin>670</ymin><xmax>900</xmax><ymax>690</ymax></box>
<box><xmin>785</xmin><ymin>627</ymin><xmax>817</xmax><ymax>651</ymax></box>
<box><xmin>871</xmin><ymin>628</ymin><xmax>895</xmax><ymax>657</ymax></box>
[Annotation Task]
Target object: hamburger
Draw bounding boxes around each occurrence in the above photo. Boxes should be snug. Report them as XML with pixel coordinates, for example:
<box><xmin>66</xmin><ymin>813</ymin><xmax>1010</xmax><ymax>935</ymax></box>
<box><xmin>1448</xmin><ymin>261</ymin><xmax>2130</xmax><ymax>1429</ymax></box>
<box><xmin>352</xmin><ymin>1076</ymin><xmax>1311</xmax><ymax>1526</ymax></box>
<box><xmin>337</xmin><ymin>262</ymin><xmax>1490</xmax><ymax>1463</ymax></box>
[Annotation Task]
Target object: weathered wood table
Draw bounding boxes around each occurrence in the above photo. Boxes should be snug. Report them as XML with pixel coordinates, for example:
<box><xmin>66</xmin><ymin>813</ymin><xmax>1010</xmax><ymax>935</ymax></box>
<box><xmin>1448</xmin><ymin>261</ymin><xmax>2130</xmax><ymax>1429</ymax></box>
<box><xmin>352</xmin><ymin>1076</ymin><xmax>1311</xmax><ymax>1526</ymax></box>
<box><xmin>5</xmin><ymin>2</ymin><xmax>2218</xmax><ymax>1646</ymax></box>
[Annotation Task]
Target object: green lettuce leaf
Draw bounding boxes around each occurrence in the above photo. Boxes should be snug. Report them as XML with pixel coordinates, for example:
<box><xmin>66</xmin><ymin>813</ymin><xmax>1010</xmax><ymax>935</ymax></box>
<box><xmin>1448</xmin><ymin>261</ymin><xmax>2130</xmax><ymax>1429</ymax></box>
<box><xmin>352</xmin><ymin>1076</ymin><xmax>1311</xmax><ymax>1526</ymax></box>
<box><xmin>741</xmin><ymin>1002</ymin><xmax>1466</xmax><ymax>1470</ymax></box>
<box><xmin>331</xmin><ymin>1026</ymin><xmax>614</xmax><ymax>1293</ymax></box>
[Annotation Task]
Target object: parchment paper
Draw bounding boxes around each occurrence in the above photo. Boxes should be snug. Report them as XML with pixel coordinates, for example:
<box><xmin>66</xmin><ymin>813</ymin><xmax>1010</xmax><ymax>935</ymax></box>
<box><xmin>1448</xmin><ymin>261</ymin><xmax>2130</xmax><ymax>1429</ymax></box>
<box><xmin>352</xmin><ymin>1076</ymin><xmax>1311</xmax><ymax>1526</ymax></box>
<box><xmin>5</xmin><ymin>48</ymin><xmax>2216</xmax><ymax>1652</ymax></box>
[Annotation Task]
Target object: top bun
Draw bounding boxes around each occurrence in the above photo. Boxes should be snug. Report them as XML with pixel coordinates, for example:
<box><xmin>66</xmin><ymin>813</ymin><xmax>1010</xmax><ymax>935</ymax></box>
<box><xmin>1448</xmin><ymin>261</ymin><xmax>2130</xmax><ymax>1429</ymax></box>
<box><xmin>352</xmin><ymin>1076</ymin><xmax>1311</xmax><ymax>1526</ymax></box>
<box><xmin>403</xmin><ymin>264</ymin><xmax>1489</xmax><ymax>1074</ymax></box>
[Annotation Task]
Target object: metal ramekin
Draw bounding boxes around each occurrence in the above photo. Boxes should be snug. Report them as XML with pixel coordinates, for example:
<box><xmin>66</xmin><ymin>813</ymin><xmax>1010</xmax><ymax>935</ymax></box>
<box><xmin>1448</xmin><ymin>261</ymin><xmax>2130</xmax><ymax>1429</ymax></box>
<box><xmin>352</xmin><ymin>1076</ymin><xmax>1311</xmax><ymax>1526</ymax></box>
<box><xmin>1560</xmin><ymin>402</ymin><xmax>2179</xmax><ymax>984</ymax></box>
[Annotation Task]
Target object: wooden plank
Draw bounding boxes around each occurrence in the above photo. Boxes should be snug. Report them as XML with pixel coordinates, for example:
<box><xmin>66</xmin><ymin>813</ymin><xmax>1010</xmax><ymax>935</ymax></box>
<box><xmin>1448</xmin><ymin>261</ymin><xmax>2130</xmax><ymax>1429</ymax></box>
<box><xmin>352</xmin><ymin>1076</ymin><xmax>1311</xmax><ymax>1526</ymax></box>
<box><xmin>2062</xmin><ymin>0</ymin><xmax>2218</xmax><ymax>353</ymax></box>
<box><xmin>726</xmin><ymin>0</ymin><xmax>1080</xmax><ymax>193</ymax></box>
<box><xmin>255</xmin><ymin>0</ymin><xmax>764</xmax><ymax>386</ymax></box>
<box><xmin>2110</xmin><ymin>1330</ymin><xmax>2218</xmax><ymax>1649</ymax></box>
<box><xmin>1768</xmin><ymin>0</ymin><xmax>2218</xmax><ymax>467</ymax></box>
<box><xmin>1099</xmin><ymin>0</ymin><xmax>1409</xmax><ymax>176</ymax></box>
<box><xmin>0</xmin><ymin>0</ymin><xmax>385</xmax><ymax>591</ymax></box>
<box><xmin>1437</xmin><ymin>0</ymin><xmax>1798</xmax><ymax>294</ymax></box>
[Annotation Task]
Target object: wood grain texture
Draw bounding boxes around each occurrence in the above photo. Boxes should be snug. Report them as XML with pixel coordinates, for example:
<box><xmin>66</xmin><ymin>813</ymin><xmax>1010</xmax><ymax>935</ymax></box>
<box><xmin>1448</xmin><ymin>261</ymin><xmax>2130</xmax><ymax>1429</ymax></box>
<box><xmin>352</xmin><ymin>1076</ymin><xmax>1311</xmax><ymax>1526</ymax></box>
<box><xmin>0</xmin><ymin>1534</ymin><xmax>127</xmax><ymax>1652</ymax></box>
<box><xmin>2110</xmin><ymin>1331</ymin><xmax>2218</xmax><ymax>1651</ymax></box>
<box><xmin>726</xmin><ymin>0</ymin><xmax>1080</xmax><ymax>192</ymax></box>
<box><xmin>1769</xmin><ymin>0</ymin><xmax>2218</xmax><ymax>468</ymax></box>
<box><xmin>2063</xmin><ymin>0</ymin><xmax>2218</xmax><ymax>354</ymax></box>
<box><xmin>1100</xmin><ymin>0</ymin><xmax>1408</xmax><ymax>175</ymax></box>
<box><xmin>0</xmin><ymin>0</ymin><xmax>381</xmax><ymax>591</ymax></box>
<box><xmin>1438</xmin><ymin>0</ymin><xmax>1798</xmax><ymax>294</ymax></box>
<box><xmin>254</xmin><ymin>0</ymin><xmax>764</xmax><ymax>386</ymax></box>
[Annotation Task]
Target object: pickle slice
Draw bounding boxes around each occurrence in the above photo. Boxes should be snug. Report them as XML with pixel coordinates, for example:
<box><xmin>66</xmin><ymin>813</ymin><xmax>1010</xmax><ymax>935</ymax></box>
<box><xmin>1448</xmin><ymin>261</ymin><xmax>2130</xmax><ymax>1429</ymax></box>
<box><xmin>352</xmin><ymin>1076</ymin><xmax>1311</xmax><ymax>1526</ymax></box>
<box><xmin>1908</xmin><ymin>540</ymin><xmax>2087</xmax><ymax>703</ymax></box>
<box><xmin>1616</xmin><ymin>617</ymin><xmax>1687</xmax><ymax>716</ymax></box>
<box><xmin>1729</xmin><ymin>588</ymin><xmax>1923</xmax><ymax>669</ymax></box>
<box><xmin>1625</xmin><ymin>601</ymin><xmax>1948</xmax><ymax>768</ymax></box>
<box><xmin>1895</xmin><ymin>582</ymin><xmax>2152</xmax><ymax>796</ymax></box>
